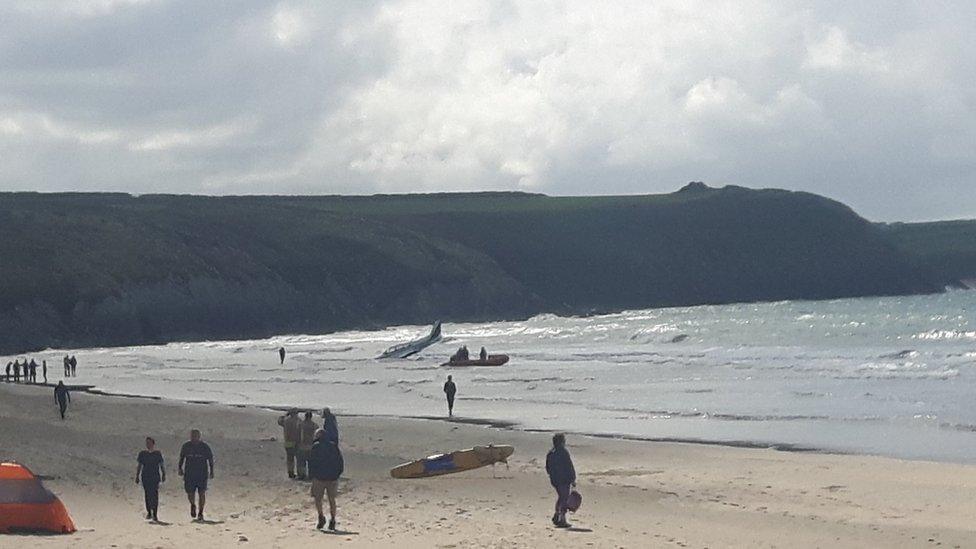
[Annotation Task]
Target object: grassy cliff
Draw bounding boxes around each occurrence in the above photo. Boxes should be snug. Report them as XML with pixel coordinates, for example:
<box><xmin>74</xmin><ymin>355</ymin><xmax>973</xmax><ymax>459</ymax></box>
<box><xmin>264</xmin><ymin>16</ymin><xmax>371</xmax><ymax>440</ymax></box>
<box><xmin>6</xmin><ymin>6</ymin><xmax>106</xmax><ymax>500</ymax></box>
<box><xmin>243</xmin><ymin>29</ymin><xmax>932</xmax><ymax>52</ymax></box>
<box><xmin>0</xmin><ymin>184</ymin><xmax>940</xmax><ymax>353</ymax></box>
<box><xmin>880</xmin><ymin>220</ymin><xmax>976</xmax><ymax>288</ymax></box>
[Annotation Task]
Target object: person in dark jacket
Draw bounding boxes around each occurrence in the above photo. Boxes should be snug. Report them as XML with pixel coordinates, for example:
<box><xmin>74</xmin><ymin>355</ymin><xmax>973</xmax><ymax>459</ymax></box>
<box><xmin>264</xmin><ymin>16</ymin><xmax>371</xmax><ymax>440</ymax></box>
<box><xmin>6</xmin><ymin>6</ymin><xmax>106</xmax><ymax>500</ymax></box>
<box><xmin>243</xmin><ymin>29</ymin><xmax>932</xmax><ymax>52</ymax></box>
<box><xmin>545</xmin><ymin>433</ymin><xmax>576</xmax><ymax>528</ymax></box>
<box><xmin>278</xmin><ymin>347</ymin><xmax>286</xmax><ymax>364</ymax></box>
<box><xmin>443</xmin><ymin>375</ymin><xmax>457</xmax><ymax>417</ymax></box>
<box><xmin>308</xmin><ymin>428</ymin><xmax>344</xmax><ymax>530</ymax></box>
<box><xmin>136</xmin><ymin>436</ymin><xmax>166</xmax><ymax>521</ymax></box>
<box><xmin>54</xmin><ymin>381</ymin><xmax>70</xmax><ymax>419</ymax></box>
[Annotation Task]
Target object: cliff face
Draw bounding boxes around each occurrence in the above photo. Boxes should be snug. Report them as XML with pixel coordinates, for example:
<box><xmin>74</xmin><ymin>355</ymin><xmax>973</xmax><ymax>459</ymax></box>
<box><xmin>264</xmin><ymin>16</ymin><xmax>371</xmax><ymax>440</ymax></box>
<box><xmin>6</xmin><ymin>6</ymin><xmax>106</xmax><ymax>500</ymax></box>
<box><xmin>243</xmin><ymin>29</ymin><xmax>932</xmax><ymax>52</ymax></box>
<box><xmin>879</xmin><ymin>220</ymin><xmax>976</xmax><ymax>289</ymax></box>
<box><xmin>0</xmin><ymin>185</ymin><xmax>940</xmax><ymax>353</ymax></box>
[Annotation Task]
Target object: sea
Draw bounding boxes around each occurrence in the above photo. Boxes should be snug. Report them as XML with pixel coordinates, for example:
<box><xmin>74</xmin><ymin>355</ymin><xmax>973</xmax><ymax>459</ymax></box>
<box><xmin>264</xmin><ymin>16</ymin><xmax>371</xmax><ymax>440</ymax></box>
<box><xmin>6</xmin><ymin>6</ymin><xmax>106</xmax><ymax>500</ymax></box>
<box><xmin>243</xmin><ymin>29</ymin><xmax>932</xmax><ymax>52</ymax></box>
<box><xmin>9</xmin><ymin>291</ymin><xmax>976</xmax><ymax>463</ymax></box>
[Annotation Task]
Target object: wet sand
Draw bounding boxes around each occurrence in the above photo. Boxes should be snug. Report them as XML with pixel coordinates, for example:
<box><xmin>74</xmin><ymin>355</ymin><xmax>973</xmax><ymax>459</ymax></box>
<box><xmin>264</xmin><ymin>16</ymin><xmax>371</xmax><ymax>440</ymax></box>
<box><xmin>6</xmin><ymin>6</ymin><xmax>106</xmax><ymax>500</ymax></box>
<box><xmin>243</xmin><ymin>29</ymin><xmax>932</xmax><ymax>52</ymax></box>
<box><xmin>1</xmin><ymin>382</ymin><xmax>975</xmax><ymax>548</ymax></box>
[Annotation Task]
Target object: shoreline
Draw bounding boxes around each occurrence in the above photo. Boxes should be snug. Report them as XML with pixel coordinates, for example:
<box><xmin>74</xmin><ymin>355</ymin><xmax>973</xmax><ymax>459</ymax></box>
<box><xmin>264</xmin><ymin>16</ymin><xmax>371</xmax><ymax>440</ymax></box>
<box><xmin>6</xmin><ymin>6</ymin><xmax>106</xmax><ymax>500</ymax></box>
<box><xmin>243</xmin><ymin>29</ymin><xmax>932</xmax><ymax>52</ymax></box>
<box><xmin>4</xmin><ymin>381</ymin><xmax>976</xmax><ymax>547</ymax></box>
<box><xmin>0</xmin><ymin>379</ymin><xmax>900</xmax><ymax>463</ymax></box>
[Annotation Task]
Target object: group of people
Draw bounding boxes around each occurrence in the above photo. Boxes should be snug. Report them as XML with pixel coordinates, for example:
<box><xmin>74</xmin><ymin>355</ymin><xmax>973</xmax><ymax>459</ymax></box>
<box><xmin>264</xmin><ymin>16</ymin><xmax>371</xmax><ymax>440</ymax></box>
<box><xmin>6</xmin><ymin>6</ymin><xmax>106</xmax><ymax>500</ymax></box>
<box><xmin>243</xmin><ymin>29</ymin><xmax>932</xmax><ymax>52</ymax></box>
<box><xmin>63</xmin><ymin>355</ymin><xmax>79</xmax><ymax>377</ymax></box>
<box><xmin>3</xmin><ymin>354</ymin><xmax>79</xmax><ymax>384</ymax></box>
<box><xmin>133</xmin><ymin>429</ymin><xmax>215</xmax><ymax>522</ymax></box>
<box><xmin>113</xmin><ymin>344</ymin><xmax>571</xmax><ymax>531</ymax></box>
<box><xmin>450</xmin><ymin>345</ymin><xmax>488</xmax><ymax>362</ymax></box>
<box><xmin>129</xmin><ymin>406</ymin><xmax>576</xmax><ymax>531</ymax></box>
<box><xmin>277</xmin><ymin>407</ymin><xmax>343</xmax><ymax>530</ymax></box>
<box><xmin>3</xmin><ymin>358</ymin><xmax>45</xmax><ymax>384</ymax></box>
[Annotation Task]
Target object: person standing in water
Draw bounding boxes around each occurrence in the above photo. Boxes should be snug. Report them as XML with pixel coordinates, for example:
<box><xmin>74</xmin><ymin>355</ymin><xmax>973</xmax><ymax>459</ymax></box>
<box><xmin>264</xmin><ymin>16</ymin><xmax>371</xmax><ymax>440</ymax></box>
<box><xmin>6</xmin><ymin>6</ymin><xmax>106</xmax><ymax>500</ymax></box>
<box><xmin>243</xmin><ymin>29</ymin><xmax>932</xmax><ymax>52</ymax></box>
<box><xmin>279</xmin><ymin>347</ymin><xmax>286</xmax><ymax>364</ymax></box>
<box><xmin>297</xmin><ymin>411</ymin><xmax>318</xmax><ymax>480</ymax></box>
<box><xmin>308</xmin><ymin>428</ymin><xmax>343</xmax><ymax>531</ymax></box>
<box><xmin>178</xmin><ymin>429</ymin><xmax>214</xmax><ymax>521</ymax></box>
<box><xmin>277</xmin><ymin>409</ymin><xmax>301</xmax><ymax>478</ymax></box>
<box><xmin>136</xmin><ymin>436</ymin><xmax>166</xmax><ymax>521</ymax></box>
<box><xmin>443</xmin><ymin>375</ymin><xmax>457</xmax><ymax>417</ymax></box>
<box><xmin>545</xmin><ymin>433</ymin><xmax>576</xmax><ymax>528</ymax></box>
<box><xmin>54</xmin><ymin>381</ymin><xmax>70</xmax><ymax>419</ymax></box>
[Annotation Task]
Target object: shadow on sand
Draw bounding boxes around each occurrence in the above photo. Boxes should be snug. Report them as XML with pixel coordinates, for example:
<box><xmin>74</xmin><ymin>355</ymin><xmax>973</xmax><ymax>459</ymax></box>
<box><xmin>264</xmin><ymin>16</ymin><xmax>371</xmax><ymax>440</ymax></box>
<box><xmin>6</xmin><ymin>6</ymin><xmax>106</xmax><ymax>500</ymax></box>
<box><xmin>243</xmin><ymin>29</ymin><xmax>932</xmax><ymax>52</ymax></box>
<box><xmin>320</xmin><ymin>529</ymin><xmax>359</xmax><ymax>536</ymax></box>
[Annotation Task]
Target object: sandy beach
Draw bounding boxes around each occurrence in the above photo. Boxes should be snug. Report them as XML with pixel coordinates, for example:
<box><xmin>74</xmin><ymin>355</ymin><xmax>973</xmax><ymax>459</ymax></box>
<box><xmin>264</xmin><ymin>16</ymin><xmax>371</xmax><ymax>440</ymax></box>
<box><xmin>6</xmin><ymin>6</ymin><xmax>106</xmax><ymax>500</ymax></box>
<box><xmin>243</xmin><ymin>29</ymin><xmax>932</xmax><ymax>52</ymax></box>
<box><xmin>2</xmin><ymin>382</ymin><xmax>975</xmax><ymax>548</ymax></box>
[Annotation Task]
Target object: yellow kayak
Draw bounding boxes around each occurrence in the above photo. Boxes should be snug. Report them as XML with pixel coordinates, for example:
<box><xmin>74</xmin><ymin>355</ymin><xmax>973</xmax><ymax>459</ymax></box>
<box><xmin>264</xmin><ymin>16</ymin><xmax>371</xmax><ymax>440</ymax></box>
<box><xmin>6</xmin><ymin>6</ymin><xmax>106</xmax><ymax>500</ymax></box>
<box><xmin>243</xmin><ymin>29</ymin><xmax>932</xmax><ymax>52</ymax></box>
<box><xmin>390</xmin><ymin>445</ymin><xmax>515</xmax><ymax>479</ymax></box>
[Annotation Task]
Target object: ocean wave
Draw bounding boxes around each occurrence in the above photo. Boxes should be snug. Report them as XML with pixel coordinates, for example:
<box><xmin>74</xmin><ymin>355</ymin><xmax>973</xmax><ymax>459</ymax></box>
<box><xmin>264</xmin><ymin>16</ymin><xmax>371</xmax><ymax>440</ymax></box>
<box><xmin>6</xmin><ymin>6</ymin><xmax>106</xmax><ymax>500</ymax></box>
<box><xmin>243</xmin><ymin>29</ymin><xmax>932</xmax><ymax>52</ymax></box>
<box><xmin>914</xmin><ymin>330</ymin><xmax>976</xmax><ymax>341</ymax></box>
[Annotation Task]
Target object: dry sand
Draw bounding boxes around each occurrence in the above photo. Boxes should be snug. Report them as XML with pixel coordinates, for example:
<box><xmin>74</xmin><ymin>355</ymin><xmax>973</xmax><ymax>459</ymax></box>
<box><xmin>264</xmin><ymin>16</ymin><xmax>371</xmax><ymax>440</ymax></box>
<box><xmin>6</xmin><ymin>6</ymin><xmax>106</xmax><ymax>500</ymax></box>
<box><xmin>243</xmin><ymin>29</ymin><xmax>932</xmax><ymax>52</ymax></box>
<box><xmin>2</xmin><ymin>381</ymin><xmax>975</xmax><ymax>548</ymax></box>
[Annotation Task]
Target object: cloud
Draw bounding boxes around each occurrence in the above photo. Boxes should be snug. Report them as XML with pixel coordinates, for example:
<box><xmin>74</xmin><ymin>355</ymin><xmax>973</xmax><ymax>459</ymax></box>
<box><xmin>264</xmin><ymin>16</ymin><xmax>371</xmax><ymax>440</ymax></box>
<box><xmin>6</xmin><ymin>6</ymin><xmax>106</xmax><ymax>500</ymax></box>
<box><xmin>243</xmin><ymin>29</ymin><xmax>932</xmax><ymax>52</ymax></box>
<box><xmin>0</xmin><ymin>0</ymin><xmax>974</xmax><ymax>220</ymax></box>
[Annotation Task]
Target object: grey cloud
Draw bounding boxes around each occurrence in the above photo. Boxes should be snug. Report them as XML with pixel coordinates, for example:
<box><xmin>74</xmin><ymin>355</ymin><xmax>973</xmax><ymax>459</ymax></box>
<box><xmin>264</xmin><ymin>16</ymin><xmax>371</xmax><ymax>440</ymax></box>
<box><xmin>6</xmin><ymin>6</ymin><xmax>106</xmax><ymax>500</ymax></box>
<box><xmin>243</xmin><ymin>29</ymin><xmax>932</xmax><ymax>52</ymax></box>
<box><xmin>0</xmin><ymin>0</ymin><xmax>974</xmax><ymax>220</ymax></box>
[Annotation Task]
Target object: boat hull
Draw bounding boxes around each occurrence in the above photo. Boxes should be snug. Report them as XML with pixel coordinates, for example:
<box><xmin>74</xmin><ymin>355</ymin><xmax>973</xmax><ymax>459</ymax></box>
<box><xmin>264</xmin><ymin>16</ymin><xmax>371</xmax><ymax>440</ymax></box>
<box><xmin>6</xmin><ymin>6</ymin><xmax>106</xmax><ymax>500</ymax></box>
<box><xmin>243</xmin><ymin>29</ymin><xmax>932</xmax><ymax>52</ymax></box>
<box><xmin>442</xmin><ymin>354</ymin><xmax>509</xmax><ymax>367</ymax></box>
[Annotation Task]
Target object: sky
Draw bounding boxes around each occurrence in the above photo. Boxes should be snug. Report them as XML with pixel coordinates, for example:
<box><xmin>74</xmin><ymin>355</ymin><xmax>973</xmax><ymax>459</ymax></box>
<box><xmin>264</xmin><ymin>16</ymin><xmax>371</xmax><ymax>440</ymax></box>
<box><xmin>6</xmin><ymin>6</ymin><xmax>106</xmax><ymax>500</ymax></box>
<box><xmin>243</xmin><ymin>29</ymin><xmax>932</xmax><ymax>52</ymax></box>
<box><xmin>0</xmin><ymin>1</ymin><xmax>974</xmax><ymax>221</ymax></box>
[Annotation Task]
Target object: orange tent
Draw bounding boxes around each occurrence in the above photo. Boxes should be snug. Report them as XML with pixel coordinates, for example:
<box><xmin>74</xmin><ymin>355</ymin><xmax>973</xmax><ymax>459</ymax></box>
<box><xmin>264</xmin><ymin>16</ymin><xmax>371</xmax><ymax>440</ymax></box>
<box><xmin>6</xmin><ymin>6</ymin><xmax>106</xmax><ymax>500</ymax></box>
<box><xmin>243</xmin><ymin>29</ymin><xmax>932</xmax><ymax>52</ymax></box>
<box><xmin>0</xmin><ymin>462</ymin><xmax>76</xmax><ymax>534</ymax></box>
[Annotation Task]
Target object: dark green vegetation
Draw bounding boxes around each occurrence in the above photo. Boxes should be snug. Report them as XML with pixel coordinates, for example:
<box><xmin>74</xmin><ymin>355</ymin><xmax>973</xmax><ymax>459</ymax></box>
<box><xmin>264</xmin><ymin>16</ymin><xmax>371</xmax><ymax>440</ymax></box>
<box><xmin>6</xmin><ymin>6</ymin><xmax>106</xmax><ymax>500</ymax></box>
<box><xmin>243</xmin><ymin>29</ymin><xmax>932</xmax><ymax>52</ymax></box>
<box><xmin>880</xmin><ymin>220</ymin><xmax>976</xmax><ymax>288</ymax></box>
<box><xmin>0</xmin><ymin>183</ymin><xmax>956</xmax><ymax>353</ymax></box>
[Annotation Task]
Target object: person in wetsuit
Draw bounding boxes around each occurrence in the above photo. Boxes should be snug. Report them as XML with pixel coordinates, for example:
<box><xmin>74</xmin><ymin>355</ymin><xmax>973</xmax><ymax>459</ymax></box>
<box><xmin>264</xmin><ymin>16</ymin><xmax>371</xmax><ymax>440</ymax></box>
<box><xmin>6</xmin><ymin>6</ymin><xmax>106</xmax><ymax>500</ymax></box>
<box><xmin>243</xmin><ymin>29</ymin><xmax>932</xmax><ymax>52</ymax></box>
<box><xmin>279</xmin><ymin>347</ymin><xmax>286</xmax><ymax>364</ymax></box>
<box><xmin>136</xmin><ymin>436</ymin><xmax>166</xmax><ymax>521</ymax></box>
<box><xmin>443</xmin><ymin>375</ymin><xmax>457</xmax><ymax>417</ymax></box>
<box><xmin>54</xmin><ymin>381</ymin><xmax>70</xmax><ymax>419</ymax></box>
<box><xmin>178</xmin><ymin>429</ymin><xmax>214</xmax><ymax>521</ymax></box>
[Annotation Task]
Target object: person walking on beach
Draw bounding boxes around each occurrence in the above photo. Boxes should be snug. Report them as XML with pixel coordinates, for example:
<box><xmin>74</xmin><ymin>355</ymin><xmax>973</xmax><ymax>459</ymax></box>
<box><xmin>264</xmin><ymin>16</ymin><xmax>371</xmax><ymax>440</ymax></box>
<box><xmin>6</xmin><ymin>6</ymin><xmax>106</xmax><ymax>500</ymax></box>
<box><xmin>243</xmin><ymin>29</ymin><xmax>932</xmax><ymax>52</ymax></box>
<box><xmin>136</xmin><ymin>436</ymin><xmax>166</xmax><ymax>521</ymax></box>
<box><xmin>545</xmin><ymin>433</ymin><xmax>576</xmax><ymax>528</ymax></box>
<box><xmin>322</xmin><ymin>407</ymin><xmax>339</xmax><ymax>443</ymax></box>
<box><xmin>277</xmin><ymin>409</ymin><xmax>301</xmax><ymax>478</ymax></box>
<box><xmin>443</xmin><ymin>375</ymin><xmax>457</xmax><ymax>417</ymax></box>
<box><xmin>298</xmin><ymin>411</ymin><xmax>318</xmax><ymax>480</ymax></box>
<box><xmin>54</xmin><ymin>381</ymin><xmax>70</xmax><ymax>419</ymax></box>
<box><xmin>308</xmin><ymin>428</ymin><xmax>343</xmax><ymax>531</ymax></box>
<box><xmin>178</xmin><ymin>429</ymin><xmax>214</xmax><ymax>521</ymax></box>
<box><xmin>278</xmin><ymin>347</ymin><xmax>286</xmax><ymax>364</ymax></box>
<box><xmin>42</xmin><ymin>360</ymin><xmax>47</xmax><ymax>384</ymax></box>
<box><xmin>69</xmin><ymin>355</ymin><xmax>77</xmax><ymax>377</ymax></box>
